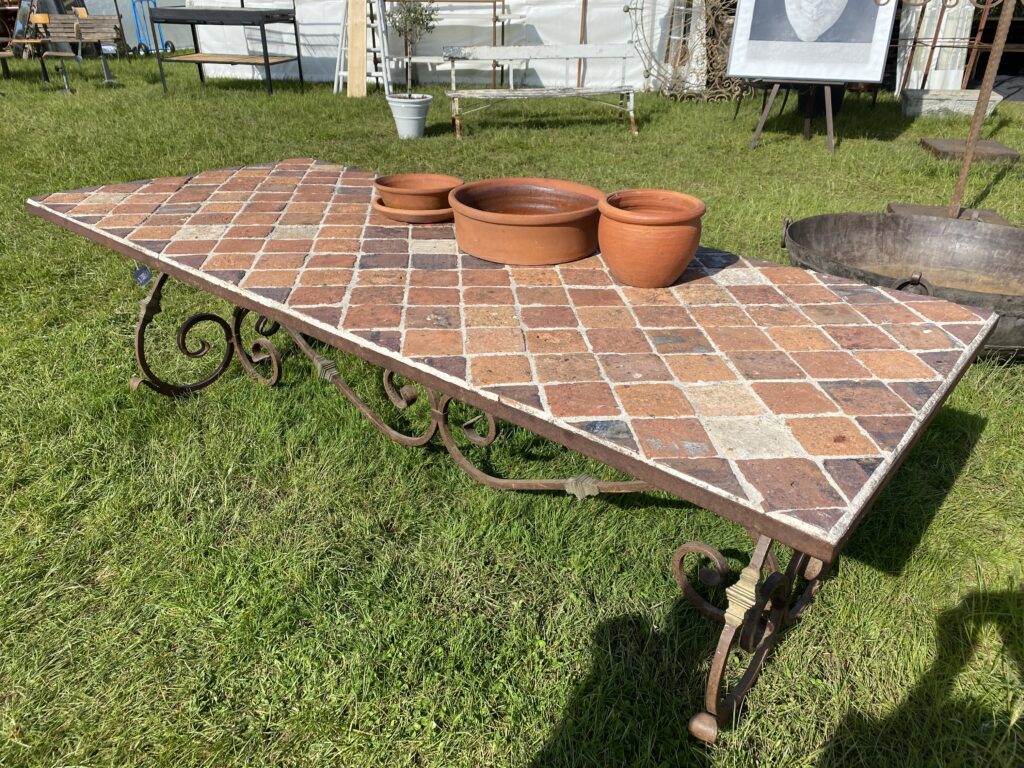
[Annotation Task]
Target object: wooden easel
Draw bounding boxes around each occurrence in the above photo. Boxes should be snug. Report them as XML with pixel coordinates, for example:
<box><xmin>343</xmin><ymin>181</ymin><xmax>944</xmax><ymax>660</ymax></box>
<box><xmin>749</xmin><ymin>81</ymin><xmax>841</xmax><ymax>154</ymax></box>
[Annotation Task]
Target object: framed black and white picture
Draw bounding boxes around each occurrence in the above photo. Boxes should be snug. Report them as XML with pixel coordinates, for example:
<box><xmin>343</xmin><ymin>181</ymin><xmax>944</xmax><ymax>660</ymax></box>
<box><xmin>727</xmin><ymin>0</ymin><xmax>899</xmax><ymax>83</ymax></box>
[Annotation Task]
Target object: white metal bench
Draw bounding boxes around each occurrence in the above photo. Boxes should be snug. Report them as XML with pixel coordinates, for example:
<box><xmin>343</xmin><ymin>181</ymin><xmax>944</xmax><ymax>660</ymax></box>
<box><xmin>442</xmin><ymin>43</ymin><xmax>638</xmax><ymax>139</ymax></box>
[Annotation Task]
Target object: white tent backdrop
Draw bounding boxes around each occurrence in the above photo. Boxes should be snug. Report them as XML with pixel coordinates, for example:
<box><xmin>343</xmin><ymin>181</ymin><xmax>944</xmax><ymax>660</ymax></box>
<box><xmin>186</xmin><ymin>0</ymin><xmax>680</xmax><ymax>88</ymax></box>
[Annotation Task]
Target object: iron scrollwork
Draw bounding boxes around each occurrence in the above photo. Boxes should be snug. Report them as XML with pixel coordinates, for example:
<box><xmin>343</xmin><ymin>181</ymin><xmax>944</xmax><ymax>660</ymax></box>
<box><xmin>131</xmin><ymin>273</ymin><xmax>283</xmax><ymax>397</ymax></box>
<box><xmin>673</xmin><ymin>535</ymin><xmax>830</xmax><ymax>744</ymax></box>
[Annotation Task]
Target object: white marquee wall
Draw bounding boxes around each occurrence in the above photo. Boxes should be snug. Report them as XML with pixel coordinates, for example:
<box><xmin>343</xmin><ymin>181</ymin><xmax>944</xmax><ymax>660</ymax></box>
<box><xmin>185</xmin><ymin>0</ymin><xmax>676</xmax><ymax>88</ymax></box>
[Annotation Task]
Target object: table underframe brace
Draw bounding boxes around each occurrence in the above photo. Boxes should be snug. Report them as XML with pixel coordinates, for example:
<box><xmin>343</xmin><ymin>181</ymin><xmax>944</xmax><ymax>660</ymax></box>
<box><xmin>750</xmin><ymin>81</ymin><xmax>841</xmax><ymax>155</ymax></box>
<box><xmin>128</xmin><ymin>270</ymin><xmax>832</xmax><ymax>744</ymax></box>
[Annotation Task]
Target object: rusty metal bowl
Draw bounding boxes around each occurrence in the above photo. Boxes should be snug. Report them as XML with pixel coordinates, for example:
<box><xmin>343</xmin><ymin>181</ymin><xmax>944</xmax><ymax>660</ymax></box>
<box><xmin>784</xmin><ymin>213</ymin><xmax>1024</xmax><ymax>357</ymax></box>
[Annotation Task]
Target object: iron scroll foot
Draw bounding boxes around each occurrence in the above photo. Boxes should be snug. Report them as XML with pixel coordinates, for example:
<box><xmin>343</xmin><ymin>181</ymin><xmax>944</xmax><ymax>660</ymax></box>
<box><xmin>130</xmin><ymin>273</ymin><xmax>283</xmax><ymax>397</ymax></box>
<box><xmin>673</xmin><ymin>535</ymin><xmax>830</xmax><ymax>744</ymax></box>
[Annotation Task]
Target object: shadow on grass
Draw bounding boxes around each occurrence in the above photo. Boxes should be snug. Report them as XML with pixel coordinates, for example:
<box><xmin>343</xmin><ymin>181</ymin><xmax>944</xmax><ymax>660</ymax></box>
<box><xmin>819</xmin><ymin>587</ymin><xmax>1024</xmax><ymax>766</ymax></box>
<box><xmin>528</xmin><ymin>599</ymin><xmax>714</xmax><ymax>768</ymax></box>
<box><xmin>842</xmin><ymin>407</ymin><xmax>986</xmax><ymax>576</ymax></box>
<box><xmin>750</xmin><ymin>96</ymin><xmax>916</xmax><ymax>149</ymax></box>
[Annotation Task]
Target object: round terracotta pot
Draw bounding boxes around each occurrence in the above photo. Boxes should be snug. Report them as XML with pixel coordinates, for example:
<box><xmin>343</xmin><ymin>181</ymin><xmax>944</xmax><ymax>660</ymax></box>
<box><xmin>449</xmin><ymin>178</ymin><xmax>603</xmax><ymax>266</ymax></box>
<box><xmin>373</xmin><ymin>173</ymin><xmax>464</xmax><ymax>211</ymax></box>
<box><xmin>598</xmin><ymin>189</ymin><xmax>706</xmax><ymax>288</ymax></box>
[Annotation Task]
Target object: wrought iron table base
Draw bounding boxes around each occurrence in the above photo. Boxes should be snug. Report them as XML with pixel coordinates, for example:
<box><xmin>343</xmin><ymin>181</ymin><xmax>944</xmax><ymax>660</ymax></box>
<box><xmin>128</xmin><ymin>272</ymin><xmax>830</xmax><ymax>745</ymax></box>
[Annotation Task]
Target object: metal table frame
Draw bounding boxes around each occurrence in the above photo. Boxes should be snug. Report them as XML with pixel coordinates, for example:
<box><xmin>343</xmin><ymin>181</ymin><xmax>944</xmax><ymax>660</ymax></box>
<box><xmin>150</xmin><ymin>2</ymin><xmax>303</xmax><ymax>96</ymax></box>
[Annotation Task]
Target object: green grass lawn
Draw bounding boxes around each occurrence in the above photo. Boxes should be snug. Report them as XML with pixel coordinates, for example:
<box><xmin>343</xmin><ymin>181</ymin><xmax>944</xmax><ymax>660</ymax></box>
<box><xmin>1</xmin><ymin>59</ymin><xmax>1023</xmax><ymax>767</ymax></box>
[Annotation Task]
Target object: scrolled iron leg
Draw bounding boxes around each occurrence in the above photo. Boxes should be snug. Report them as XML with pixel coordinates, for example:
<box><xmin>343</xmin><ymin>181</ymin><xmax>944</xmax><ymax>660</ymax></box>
<box><xmin>674</xmin><ymin>535</ymin><xmax>830</xmax><ymax>744</ymax></box>
<box><xmin>131</xmin><ymin>273</ymin><xmax>235</xmax><ymax>398</ymax></box>
<box><xmin>230</xmin><ymin>307</ymin><xmax>283</xmax><ymax>387</ymax></box>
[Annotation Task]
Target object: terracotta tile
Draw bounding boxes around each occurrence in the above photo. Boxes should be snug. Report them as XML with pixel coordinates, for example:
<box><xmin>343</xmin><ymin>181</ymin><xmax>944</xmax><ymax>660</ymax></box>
<box><xmin>300</xmin><ymin>306</ymin><xmax>343</xmax><ymax>326</ymax></box>
<box><xmin>919</xmin><ymin>351</ymin><xmax>961</xmax><ymax>375</ymax></box>
<box><xmin>255</xmin><ymin>253</ymin><xmax>306</xmax><ymax>269</ymax></box>
<box><xmin>470</xmin><ymin>355</ymin><xmax>533</xmax><ymax>386</ymax></box>
<box><xmin>418</xmin><ymin>356</ymin><xmax>467</xmax><ymax>380</ymax></box>
<box><xmin>466</xmin><ymin>327</ymin><xmax>526</xmax><ymax>353</ymax></box>
<box><xmin>599</xmin><ymin>354</ymin><xmax>673</xmax><ymax>382</ymax></box>
<box><xmin>856</xmin><ymin>303</ymin><xmax>923</xmax><ymax>325</ymax></box>
<box><xmin>943</xmin><ymin>323</ymin><xmax>987</xmax><ymax>344</ymax></box>
<box><xmin>825</xmin><ymin>325</ymin><xmax>899</xmax><ymax>351</ymax></box>
<box><xmin>511</xmin><ymin>267</ymin><xmax>561</xmax><ymax>286</ymax></box>
<box><xmin>777</xmin><ymin>284</ymin><xmax>841</xmax><ymax>304</ymax></box>
<box><xmin>465</xmin><ymin>286</ymin><xmax>515</xmax><ymax>305</ymax></box>
<box><xmin>856</xmin><ymin>416</ymin><xmax>916</xmax><ymax>451</ymax></box>
<box><xmin>545</xmin><ymin>383</ymin><xmax>619</xmax><ymax>417</ymax></box>
<box><xmin>342</xmin><ymin>304</ymin><xmax>402</xmax><ymax>328</ymax></box>
<box><xmin>487</xmin><ymin>385</ymin><xmax>542</xmax><ymax>409</ymax></box>
<box><xmin>356</xmin><ymin>269</ymin><xmax>406</xmax><ymax>285</ymax></box>
<box><xmin>351</xmin><ymin>329</ymin><xmax>399</xmax><ymax>351</ymax></box>
<box><xmin>214</xmin><ymin>238</ymin><xmax>262</xmax><ymax>254</ymax></box>
<box><xmin>705</xmin><ymin>326</ymin><xmax>775</xmax><ymax>351</ymax></box>
<box><xmin>787</xmin><ymin>416</ymin><xmax>878</xmax><ymax>456</ymax></box>
<box><xmin>824</xmin><ymin>457</ymin><xmax>882</xmax><ymax>501</ymax></box>
<box><xmin>465</xmin><ymin>306</ymin><xmax>519</xmax><ymax>327</ymax></box>
<box><xmin>560</xmin><ymin>267</ymin><xmax>612</xmax><ymax>286</ymax></box>
<box><xmin>517</xmin><ymin>286</ymin><xmax>568</xmax><ymax>305</ymax></box>
<box><xmin>687</xmin><ymin>384</ymin><xmax>766</xmax><ymax>416</ymax></box>
<box><xmin>633</xmin><ymin>418</ymin><xmax>714</xmax><ymax>459</ymax></box>
<box><xmin>410</xmin><ymin>253</ymin><xmax>458</xmax><ymax>270</ymax></box>
<box><xmin>410</xmin><ymin>270</ymin><xmax>460</xmax><ymax>287</ymax></box>
<box><xmin>665</xmin><ymin>354</ymin><xmax>736</xmax><ymax>382</ymax></box>
<box><xmin>587</xmin><ymin>328</ymin><xmax>652</xmax><ymax>353</ymax></box>
<box><xmin>299</xmin><ymin>269</ymin><xmax>352</xmax><ymax>287</ymax></box>
<box><xmin>688</xmin><ymin>305</ymin><xmax>753</xmax><ymax>327</ymax></box>
<box><xmin>616</xmin><ymin>384</ymin><xmax>693</xmax><ymax>417</ymax></box>
<box><xmin>672</xmin><ymin>283</ymin><xmax>734</xmax><ymax>304</ymax></box>
<box><xmin>730</xmin><ymin>351</ymin><xmax>805</xmax><ymax>380</ymax></box>
<box><xmin>409</xmin><ymin>287</ymin><xmax>460</xmax><ymax>305</ymax></box>
<box><xmin>737</xmin><ymin>458</ymin><xmax>844</xmax><ymax>512</ymax></box>
<box><xmin>909</xmin><ymin>300</ymin><xmax>985</xmax><ymax>323</ymax></box>
<box><xmin>751</xmin><ymin>382</ymin><xmax>837</xmax><ymax>415</ymax></box>
<box><xmin>855</xmin><ymin>351</ymin><xmax>938</xmax><ymax>380</ymax></box>
<box><xmin>403</xmin><ymin>330</ymin><xmax>464</xmax><ymax>356</ymax></box>
<box><xmin>569</xmin><ymin>419</ymin><xmax>638</xmax><ymax>451</ymax></box>
<box><xmin>349</xmin><ymin>286</ymin><xmax>405</xmax><ymax>305</ymax></box>
<box><xmin>728</xmin><ymin>285</ymin><xmax>786</xmax><ymax>304</ymax></box>
<box><xmin>801</xmin><ymin>304</ymin><xmax>866</xmax><ymax>325</ymax></box>
<box><xmin>525</xmin><ymin>329</ymin><xmax>588</xmax><ymax>354</ymax></box>
<box><xmin>576</xmin><ymin>307</ymin><xmax>634</xmax><ymax>327</ymax></box>
<box><xmin>766</xmin><ymin>326</ymin><xmax>836</xmax><ymax>351</ymax></box>
<box><xmin>407</xmin><ymin>306</ymin><xmax>461</xmax><ymax>330</ymax></box>
<box><xmin>298</xmin><ymin>253</ymin><xmax>352</xmax><ymax>270</ymax></box>
<box><xmin>358</xmin><ymin>253</ymin><xmax>408</xmax><ymax>269</ymax></box>
<box><xmin>760</xmin><ymin>266</ymin><xmax>818</xmax><ymax>284</ymax></box>
<box><xmin>463</xmin><ymin>270</ymin><xmax>511</xmax><ymax>287</ymax></box>
<box><xmin>535</xmin><ymin>353</ymin><xmax>603</xmax><ymax>382</ymax></box>
<box><xmin>658</xmin><ymin>457</ymin><xmax>748</xmax><ymax>499</ymax></box>
<box><xmin>889</xmin><ymin>380</ymin><xmax>941</xmax><ymax>409</ymax></box>
<box><xmin>620</xmin><ymin>287</ymin><xmax>683</xmax><ymax>306</ymax></box>
<box><xmin>646</xmin><ymin>328</ymin><xmax>714</xmax><ymax>354</ymax></box>
<box><xmin>289</xmin><ymin>286</ymin><xmax>347</xmax><ymax>305</ymax></box>
<box><xmin>319</xmin><ymin>225</ymin><xmax>363</xmax><ymax>239</ymax></box>
<box><xmin>633</xmin><ymin>305</ymin><xmax>694</xmax><ymax>327</ymax></box>
<box><xmin>746</xmin><ymin>306</ymin><xmax>807</xmax><ymax>326</ymax></box>
<box><xmin>205</xmin><ymin>253</ymin><xmax>255</xmax><ymax>270</ymax></box>
<box><xmin>522</xmin><ymin>306</ymin><xmax>578</xmax><ymax>328</ymax></box>
<box><xmin>166</xmin><ymin>239</ymin><xmax>216</xmax><ymax>255</ymax></box>
<box><xmin>790</xmin><ymin>351</ymin><xmax>871</xmax><ymax>379</ymax></box>
<box><xmin>821</xmin><ymin>381</ymin><xmax>911</xmax><ymax>415</ymax></box>
<box><xmin>242</xmin><ymin>270</ymin><xmax>297</xmax><ymax>288</ymax></box>
<box><xmin>569</xmin><ymin>288</ymin><xmax>624</xmax><ymax>306</ymax></box>
<box><xmin>885</xmin><ymin>324</ymin><xmax>958</xmax><ymax>350</ymax></box>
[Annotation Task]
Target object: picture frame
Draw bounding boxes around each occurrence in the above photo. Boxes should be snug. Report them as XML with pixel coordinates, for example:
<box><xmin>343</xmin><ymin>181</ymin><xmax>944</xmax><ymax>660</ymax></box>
<box><xmin>727</xmin><ymin>0</ymin><xmax>899</xmax><ymax>84</ymax></box>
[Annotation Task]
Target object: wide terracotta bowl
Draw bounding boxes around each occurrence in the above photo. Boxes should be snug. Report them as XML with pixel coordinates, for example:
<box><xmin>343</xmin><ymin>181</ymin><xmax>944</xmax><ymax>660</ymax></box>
<box><xmin>598</xmin><ymin>189</ymin><xmax>706</xmax><ymax>288</ymax></box>
<box><xmin>374</xmin><ymin>173</ymin><xmax>464</xmax><ymax>211</ymax></box>
<box><xmin>449</xmin><ymin>178</ymin><xmax>603</xmax><ymax>266</ymax></box>
<box><xmin>371</xmin><ymin>196</ymin><xmax>453</xmax><ymax>224</ymax></box>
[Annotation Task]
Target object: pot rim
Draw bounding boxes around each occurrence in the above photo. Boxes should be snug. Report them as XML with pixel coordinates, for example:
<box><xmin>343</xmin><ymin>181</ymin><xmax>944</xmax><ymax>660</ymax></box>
<box><xmin>386</xmin><ymin>93</ymin><xmax>433</xmax><ymax>102</ymax></box>
<box><xmin>374</xmin><ymin>173</ymin><xmax>465</xmax><ymax>197</ymax></box>
<box><xmin>599</xmin><ymin>188</ymin><xmax>706</xmax><ymax>225</ymax></box>
<box><xmin>371</xmin><ymin>196</ymin><xmax>453</xmax><ymax>222</ymax></box>
<box><xmin>449</xmin><ymin>177</ymin><xmax>603</xmax><ymax>227</ymax></box>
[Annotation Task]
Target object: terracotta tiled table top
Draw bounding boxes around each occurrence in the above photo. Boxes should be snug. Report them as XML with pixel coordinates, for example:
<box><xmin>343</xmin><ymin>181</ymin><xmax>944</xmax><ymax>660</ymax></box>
<box><xmin>29</xmin><ymin>158</ymin><xmax>996</xmax><ymax>561</ymax></box>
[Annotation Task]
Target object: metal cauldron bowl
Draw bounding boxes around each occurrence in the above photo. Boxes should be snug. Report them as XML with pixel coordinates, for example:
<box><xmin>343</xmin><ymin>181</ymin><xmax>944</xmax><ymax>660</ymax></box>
<box><xmin>784</xmin><ymin>213</ymin><xmax>1024</xmax><ymax>357</ymax></box>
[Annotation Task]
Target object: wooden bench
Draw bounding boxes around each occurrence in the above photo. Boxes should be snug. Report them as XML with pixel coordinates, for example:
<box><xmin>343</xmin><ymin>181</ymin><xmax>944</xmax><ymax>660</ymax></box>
<box><xmin>39</xmin><ymin>13</ymin><xmax>120</xmax><ymax>91</ymax></box>
<box><xmin>1</xmin><ymin>12</ymin><xmax>50</xmax><ymax>82</ymax></box>
<box><xmin>442</xmin><ymin>43</ymin><xmax>637</xmax><ymax>139</ymax></box>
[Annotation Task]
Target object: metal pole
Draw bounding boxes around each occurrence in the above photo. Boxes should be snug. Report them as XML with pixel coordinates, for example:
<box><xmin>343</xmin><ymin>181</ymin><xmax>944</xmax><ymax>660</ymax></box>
<box><xmin>576</xmin><ymin>0</ymin><xmax>587</xmax><ymax>87</ymax></box>
<box><xmin>960</xmin><ymin>3</ymin><xmax>992</xmax><ymax>89</ymax></box>
<box><xmin>949</xmin><ymin>0</ymin><xmax>1015</xmax><ymax>218</ymax></box>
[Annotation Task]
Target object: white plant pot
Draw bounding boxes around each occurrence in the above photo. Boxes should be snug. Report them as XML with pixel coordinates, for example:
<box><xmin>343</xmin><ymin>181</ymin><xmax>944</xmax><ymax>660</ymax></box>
<box><xmin>387</xmin><ymin>94</ymin><xmax>433</xmax><ymax>139</ymax></box>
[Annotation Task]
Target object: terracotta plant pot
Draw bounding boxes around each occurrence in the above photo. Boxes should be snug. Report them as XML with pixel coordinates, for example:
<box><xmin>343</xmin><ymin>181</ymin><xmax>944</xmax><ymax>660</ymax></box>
<box><xmin>598</xmin><ymin>189</ymin><xmax>706</xmax><ymax>288</ymax></box>
<box><xmin>371</xmin><ymin>196</ymin><xmax>453</xmax><ymax>224</ymax></box>
<box><xmin>374</xmin><ymin>173</ymin><xmax>464</xmax><ymax>211</ymax></box>
<box><xmin>449</xmin><ymin>178</ymin><xmax>603</xmax><ymax>266</ymax></box>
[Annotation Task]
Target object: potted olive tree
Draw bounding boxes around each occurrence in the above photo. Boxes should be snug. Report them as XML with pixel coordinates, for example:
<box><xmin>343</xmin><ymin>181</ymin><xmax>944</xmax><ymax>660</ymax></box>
<box><xmin>385</xmin><ymin>0</ymin><xmax>439</xmax><ymax>139</ymax></box>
